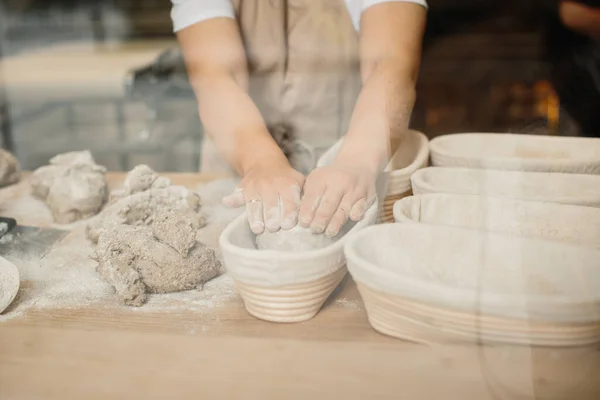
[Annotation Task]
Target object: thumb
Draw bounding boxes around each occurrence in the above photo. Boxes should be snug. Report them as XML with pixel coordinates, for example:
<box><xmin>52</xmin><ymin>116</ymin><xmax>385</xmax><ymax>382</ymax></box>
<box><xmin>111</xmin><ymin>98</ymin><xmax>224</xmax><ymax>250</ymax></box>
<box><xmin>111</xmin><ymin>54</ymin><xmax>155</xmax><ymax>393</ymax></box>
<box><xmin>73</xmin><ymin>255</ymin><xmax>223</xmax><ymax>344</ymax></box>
<box><xmin>222</xmin><ymin>188</ymin><xmax>245</xmax><ymax>208</ymax></box>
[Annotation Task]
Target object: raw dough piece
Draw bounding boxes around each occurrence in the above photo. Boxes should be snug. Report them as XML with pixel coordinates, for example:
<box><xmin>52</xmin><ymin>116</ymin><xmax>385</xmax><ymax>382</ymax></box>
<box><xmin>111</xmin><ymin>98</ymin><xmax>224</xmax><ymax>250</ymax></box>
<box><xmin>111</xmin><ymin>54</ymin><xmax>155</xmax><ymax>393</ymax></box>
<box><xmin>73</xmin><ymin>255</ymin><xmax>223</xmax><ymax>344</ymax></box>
<box><xmin>30</xmin><ymin>151</ymin><xmax>108</xmax><ymax>224</ymax></box>
<box><xmin>95</xmin><ymin>220</ymin><xmax>220</xmax><ymax>306</ymax></box>
<box><xmin>256</xmin><ymin>225</ymin><xmax>338</xmax><ymax>252</ymax></box>
<box><xmin>88</xmin><ymin>165</ymin><xmax>217</xmax><ymax>306</ymax></box>
<box><xmin>86</xmin><ymin>165</ymin><xmax>204</xmax><ymax>244</ymax></box>
<box><xmin>0</xmin><ymin>148</ymin><xmax>20</xmax><ymax>187</ymax></box>
<box><xmin>0</xmin><ymin>255</ymin><xmax>20</xmax><ymax>314</ymax></box>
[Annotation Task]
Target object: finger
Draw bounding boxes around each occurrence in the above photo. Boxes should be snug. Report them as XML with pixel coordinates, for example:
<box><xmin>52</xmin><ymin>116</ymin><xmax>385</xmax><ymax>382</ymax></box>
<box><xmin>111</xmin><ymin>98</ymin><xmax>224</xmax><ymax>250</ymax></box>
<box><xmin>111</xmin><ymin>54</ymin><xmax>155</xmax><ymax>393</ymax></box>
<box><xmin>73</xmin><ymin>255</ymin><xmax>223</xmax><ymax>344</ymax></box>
<box><xmin>325</xmin><ymin>196</ymin><xmax>353</xmax><ymax>237</ymax></box>
<box><xmin>222</xmin><ymin>187</ymin><xmax>245</xmax><ymax>208</ymax></box>
<box><xmin>280</xmin><ymin>184</ymin><xmax>301</xmax><ymax>230</ymax></box>
<box><xmin>349</xmin><ymin>193</ymin><xmax>376</xmax><ymax>221</ymax></box>
<box><xmin>298</xmin><ymin>178</ymin><xmax>326</xmax><ymax>227</ymax></box>
<box><xmin>310</xmin><ymin>186</ymin><xmax>345</xmax><ymax>234</ymax></box>
<box><xmin>243</xmin><ymin>187</ymin><xmax>264</xmax><ymax>234</ymax></box>
<box><xmin>258</xmin><ymin>183</ymin><xmax>282</xmax><ymax>233</ymax></box>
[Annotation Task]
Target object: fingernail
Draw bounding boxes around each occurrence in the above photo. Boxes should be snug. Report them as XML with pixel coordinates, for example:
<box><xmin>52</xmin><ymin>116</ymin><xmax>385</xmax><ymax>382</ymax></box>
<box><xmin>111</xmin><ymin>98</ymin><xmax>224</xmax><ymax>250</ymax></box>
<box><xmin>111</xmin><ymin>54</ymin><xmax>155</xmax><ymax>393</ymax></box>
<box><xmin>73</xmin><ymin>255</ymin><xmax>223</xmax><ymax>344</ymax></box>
<box><xmin>281</xmin><ymin>214</ymin><xmax>297</xmax><ymax>230</ymax></box>
<box><xmin>250</xmin><ymin>221</ymin><xmax>264</xmax><ymax>234</ymax></box>
<box><xmin>311</xmin><ymin>223</ymin><xmax>325</xmax><ymax>234</ymax></box>
<box><xmin>299</xmin><ymin>216</ymin><xmax>311</xmax><ymax>227</ymax></box>
<box><xmin>350</xmin><ymin>201</ymin><xmax>366</xmax><ymax>220</ymax></box>
<box><xmin>325</xmin><ymin>226</ymin><xmax>338</xmax><ymax>237</ymax></box>
<box><xmin>222</xmin><ymin>197</ymin><xmax>233</xmax><ymax>207</ymax></box>
<box><xmin>266</xmin><ymin>219</ymin><xmax>280</xmax><ymax>233</ymax></box>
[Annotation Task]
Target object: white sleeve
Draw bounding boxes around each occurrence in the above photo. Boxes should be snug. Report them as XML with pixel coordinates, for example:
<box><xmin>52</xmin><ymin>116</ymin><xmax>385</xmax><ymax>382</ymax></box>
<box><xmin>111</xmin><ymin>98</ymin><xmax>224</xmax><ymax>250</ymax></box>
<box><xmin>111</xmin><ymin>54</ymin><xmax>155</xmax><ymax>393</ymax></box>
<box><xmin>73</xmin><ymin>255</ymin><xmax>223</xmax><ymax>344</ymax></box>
<box><xmin>362</xmin><ymin>0</ymin><xmax>427</xmax><ymax>11</ymax></box>
<box><xmin>346</xmin><ymin>0</ymin><xmax>428</xmax><ymax>31</ymax></box>
<box><xmin>170</xmin><ymin>0</ymin><xmax>235</xmax><ymax>32</ymax></box>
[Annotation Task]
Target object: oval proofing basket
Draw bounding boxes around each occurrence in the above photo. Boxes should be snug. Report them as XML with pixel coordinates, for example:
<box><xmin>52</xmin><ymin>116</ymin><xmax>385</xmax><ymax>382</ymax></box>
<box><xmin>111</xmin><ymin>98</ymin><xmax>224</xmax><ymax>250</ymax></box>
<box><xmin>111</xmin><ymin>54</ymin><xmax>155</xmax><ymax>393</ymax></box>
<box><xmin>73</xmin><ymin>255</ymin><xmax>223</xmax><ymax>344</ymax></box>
<box><xmin>411</xmin><ymin>167</ymin><xmax>600</xmax><ymax>208</ymax></box>
<box><xmin>344</xmin><ymin>223</ymin><xmax>600</xmax><ymax>346</ymax></box>
<box><xmin>393</xmin><ymin>193</ymin><xmax>600</xmax><ymax>249</ymax></box>
<box><xmin>219</xmin><ymin>201</ymin><xmax>378</xmax><ymax>323</ymax></box>
<box><xmin>429</xmin><ymin>133</ymin><xmax>600</xmax><ymax>174</ymax></box>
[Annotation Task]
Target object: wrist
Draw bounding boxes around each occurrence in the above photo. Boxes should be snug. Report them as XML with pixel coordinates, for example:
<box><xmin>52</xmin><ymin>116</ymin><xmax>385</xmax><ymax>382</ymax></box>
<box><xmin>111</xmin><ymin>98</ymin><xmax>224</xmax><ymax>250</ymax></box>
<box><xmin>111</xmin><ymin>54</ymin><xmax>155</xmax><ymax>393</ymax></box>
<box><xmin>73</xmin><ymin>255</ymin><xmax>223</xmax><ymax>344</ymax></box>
<box><xmin>238</xmin><ymin>144</ymin><xmax>290</xmax><ymax>176</ymax></box>
<box><xmin>333</xmin><ymin>148</ymin><xmax>382</xmax><ymax>178</ymax></box>
<box><xmin>334</xmin><ymin>139</ymin><xmax>387</xmax><ymax>176</ymax></box>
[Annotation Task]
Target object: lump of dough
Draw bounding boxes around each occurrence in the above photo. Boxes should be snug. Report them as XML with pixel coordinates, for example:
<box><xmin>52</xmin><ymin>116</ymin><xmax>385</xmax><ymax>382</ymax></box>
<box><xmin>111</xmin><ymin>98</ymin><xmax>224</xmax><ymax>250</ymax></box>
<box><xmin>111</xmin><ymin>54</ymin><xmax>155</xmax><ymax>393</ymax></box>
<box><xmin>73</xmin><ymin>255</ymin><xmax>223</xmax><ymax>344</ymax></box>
<box><xmin>0</xmin><ymin>148</ymin><xmax>20</xmax><ymax>187</ymax></box>
<box><xmin>86</xmin><ymin>166</ymin><xmax>205</xmax><ymax>244</ymax></box>
<box><xmin>255</xmin><ymin>225</ymin><xmax>338</xmax><ymax>252</ymax></box>
<box><xmin>30</xmin><ymin>151</ymin><xmax>108</xmax><ymax>224</ymax></box>
<box><xmin>94</xmin><ymin>219</ymin><xmax>220</xmax><ymax>307</ymax></box>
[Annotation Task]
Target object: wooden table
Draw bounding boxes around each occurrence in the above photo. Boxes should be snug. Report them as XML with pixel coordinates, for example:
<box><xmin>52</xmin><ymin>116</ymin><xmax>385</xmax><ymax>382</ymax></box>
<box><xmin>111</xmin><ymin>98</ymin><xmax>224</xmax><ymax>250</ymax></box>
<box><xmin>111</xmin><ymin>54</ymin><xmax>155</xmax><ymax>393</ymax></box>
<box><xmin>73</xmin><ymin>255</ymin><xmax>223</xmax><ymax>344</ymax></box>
<box><xmin>0</xmin><ymin>173</ymin><xmax>599</xmax><ymax>400</ymax></box>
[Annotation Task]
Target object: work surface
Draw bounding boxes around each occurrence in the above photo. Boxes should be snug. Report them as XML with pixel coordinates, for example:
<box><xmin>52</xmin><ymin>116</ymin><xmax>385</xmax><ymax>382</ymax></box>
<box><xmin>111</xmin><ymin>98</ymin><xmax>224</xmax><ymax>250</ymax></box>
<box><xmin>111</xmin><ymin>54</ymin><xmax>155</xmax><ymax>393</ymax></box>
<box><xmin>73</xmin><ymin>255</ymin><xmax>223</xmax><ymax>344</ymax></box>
<box><xmin>1</xmin><ymin>173</ymin><xmax>599</xmax><ymax>400</ymax></box>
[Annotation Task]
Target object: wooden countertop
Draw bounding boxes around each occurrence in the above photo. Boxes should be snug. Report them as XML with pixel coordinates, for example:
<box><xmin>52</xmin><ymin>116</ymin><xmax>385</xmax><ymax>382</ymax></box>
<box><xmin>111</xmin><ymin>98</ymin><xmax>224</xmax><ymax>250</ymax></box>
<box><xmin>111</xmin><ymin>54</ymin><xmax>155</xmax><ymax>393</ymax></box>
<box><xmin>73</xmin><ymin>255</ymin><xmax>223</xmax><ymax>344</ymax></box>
<box><xmin>0</xmin><ymin>172</ymin><xmax>599</xmax><ymax>400</ymax></box>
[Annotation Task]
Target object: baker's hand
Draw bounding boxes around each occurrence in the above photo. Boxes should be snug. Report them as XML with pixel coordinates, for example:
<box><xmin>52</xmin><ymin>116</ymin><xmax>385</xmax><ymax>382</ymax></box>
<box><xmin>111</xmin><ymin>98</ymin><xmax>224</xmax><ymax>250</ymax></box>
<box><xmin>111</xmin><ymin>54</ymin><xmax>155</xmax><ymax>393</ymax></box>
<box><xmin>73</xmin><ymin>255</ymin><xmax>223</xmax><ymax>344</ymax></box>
<box><xmin>298</xmin><ymin>159</ymin><xmax>377</xmax><ymax>237</ymax></box>
<box><xmin>222</xmin><ymin>159</ymin><xmax>305</xmax><ymax>235</ymax></box>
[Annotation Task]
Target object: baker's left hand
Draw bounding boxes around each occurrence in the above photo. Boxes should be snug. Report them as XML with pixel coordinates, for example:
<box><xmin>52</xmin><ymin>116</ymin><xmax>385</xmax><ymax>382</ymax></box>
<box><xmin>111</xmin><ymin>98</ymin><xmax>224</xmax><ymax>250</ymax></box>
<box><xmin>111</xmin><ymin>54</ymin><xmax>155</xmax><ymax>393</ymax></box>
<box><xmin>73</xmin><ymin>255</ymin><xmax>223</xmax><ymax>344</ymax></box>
<box><xmin>298</xmin><ymin>159</ymin><xmax>377</xmax><ymax>237</ymax></box>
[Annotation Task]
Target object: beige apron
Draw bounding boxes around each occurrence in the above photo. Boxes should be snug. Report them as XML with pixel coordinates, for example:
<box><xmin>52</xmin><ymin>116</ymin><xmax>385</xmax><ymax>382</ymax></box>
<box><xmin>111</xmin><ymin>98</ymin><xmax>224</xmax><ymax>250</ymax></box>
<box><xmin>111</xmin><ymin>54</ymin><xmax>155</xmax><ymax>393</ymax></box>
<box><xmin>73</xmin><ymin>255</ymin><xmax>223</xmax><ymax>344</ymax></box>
<box><xmin>200</xmin><ymin>0</ymin><xmax>361</xmax><ymax>175</ymax></box>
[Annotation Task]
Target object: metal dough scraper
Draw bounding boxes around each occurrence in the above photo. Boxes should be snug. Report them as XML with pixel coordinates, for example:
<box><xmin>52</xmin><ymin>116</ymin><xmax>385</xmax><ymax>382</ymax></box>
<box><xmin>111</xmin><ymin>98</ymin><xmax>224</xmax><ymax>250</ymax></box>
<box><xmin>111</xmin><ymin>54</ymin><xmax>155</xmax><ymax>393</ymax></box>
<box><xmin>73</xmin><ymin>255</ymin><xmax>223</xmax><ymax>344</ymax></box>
<box><xmin>0</xmin><ymin>216</ymin><xmax>68</xmax><ymax>259</ymax></box>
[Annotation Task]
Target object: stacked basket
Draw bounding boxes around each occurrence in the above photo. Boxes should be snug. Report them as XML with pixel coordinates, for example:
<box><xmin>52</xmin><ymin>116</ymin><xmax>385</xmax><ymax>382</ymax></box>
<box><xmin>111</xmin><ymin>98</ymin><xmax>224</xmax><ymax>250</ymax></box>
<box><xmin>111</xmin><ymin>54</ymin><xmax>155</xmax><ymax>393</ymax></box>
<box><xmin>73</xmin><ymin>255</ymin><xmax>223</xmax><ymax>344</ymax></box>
<box><xmin>344</xmin><ymin>132</ymin><xmax>600</xmax><ymax>346</ymax></box>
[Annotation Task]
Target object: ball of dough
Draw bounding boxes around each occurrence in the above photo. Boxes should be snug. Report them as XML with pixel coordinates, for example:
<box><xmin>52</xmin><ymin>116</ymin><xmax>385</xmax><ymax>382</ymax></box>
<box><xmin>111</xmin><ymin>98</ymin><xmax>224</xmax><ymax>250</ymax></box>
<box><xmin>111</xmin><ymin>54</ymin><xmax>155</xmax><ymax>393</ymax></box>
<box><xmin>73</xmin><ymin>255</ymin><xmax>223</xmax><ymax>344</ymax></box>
<box><xmin>255</xmin><ymin>225</ymin><xmax>338</xmax><ymax>252</ymax></box>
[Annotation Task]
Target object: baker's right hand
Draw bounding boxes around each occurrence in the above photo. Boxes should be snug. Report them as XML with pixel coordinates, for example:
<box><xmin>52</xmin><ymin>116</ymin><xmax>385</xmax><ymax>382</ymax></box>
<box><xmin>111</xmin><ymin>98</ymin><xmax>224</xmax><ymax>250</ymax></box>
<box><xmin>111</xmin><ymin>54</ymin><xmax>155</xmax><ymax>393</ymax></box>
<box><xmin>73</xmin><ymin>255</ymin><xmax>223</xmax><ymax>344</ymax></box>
<box><xmin>222</xmin><ymin>159</ymin><xmax>305</xmax><ymax>235</ymax></box>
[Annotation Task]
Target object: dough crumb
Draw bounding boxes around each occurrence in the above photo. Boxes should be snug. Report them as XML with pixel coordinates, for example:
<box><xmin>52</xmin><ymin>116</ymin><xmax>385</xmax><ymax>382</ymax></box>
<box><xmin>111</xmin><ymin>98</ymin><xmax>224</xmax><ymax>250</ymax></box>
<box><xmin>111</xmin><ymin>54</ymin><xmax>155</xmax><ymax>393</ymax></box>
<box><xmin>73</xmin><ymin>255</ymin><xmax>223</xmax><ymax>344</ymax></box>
<box><xmin>88</xmin><ymin>165</ymin><xmax>218</xmax><ymax>306</ymax></box>
<box><xmin>30</xmin><ymin>150</ymin><xmax>108</xmax><ymax>224</ymax></box>
<box><xmin>0</xmin><ymin>148</ymin><xmax>20</xmax><ymax>187</ymax></box>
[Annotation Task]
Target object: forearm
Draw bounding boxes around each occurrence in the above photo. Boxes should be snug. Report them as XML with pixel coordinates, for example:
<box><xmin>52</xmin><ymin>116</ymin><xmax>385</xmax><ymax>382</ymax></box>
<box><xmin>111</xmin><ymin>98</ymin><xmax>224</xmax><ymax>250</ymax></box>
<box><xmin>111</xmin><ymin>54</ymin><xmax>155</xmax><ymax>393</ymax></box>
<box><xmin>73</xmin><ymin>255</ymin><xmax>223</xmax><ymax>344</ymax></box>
<box><xmin>192</xmin><ymin>71</ymin><xmax>286</xmax><ymax>174</ymax></box>
<box><xmin>560</xmin><ymin>1</ymin><xmax>600</xmax><ymax>38</ymax></box>
<box><xmin>338</xmin><ymin>62</ymin><xmax>417</xmax><ymax>174</ymax></box>
<box><xmin>177</xmin><ymin>20</ymin><xmax>286</xmax><ymax>175</ymax></box>
<box><xmin>335</xmin><ymin>2</ymin><xmax>426</xmax><ymax>174</ymax></box>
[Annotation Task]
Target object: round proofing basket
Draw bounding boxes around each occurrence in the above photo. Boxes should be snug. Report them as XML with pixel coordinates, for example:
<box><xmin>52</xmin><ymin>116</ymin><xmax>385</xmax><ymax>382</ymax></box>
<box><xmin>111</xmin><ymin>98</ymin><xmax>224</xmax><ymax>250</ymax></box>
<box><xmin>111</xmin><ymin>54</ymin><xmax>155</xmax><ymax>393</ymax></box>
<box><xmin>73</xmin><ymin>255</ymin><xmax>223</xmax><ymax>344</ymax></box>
<box><xmin>429</xmin><ymin>133</ymin><xmax>600</xmax><ymax>174</ymax></box>
<box><xmin>393</xmin><ymin>193</ymin><xmax>600</xmax><ymax>249</ymax></box>
<box><xmin>344</xmin><ymin>223</ymin><xmax>600</xmax><ymax>325</ymax></box>
<box><xmin>219</xmin><ymin>200</ymin><xmax>379</xmax><ymax>323</ymax></box>
<box><xmin>411</xmin><ymin>167</ymin><xmax>600</xmax><ymax>208</ymax></box>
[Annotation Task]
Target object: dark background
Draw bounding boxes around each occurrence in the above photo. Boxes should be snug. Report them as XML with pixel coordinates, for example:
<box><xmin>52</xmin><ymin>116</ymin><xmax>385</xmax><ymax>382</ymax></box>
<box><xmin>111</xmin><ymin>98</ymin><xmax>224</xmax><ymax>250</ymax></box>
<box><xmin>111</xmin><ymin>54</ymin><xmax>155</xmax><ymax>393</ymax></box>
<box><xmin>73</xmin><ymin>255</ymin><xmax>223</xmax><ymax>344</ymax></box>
<box><xmin>0</xmin><ymin>0</ymin><xmax>597</xmax><ymax>171</ymax></box>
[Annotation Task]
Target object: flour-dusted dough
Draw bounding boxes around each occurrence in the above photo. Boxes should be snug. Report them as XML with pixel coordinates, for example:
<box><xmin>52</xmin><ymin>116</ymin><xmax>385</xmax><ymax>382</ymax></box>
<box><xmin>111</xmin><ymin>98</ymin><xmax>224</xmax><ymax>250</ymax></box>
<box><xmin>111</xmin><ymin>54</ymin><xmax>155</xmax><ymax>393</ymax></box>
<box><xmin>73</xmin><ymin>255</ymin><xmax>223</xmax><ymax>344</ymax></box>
<box><xmin>30</xmin><ymin>151</ymin><xmax>108</xmax><ymax>224</ymax></box>
<box><xmin>86</xmin><ymin>165</ymin><xmax>204</xmax><ymax>244</ymax></box>
<box><xmin>0</xmin><ymin>148</ymin><xmax>20</xmax><ymax>187</ymax></box>
<box><xmin>88</xmin><ymin>165</ymin><xmax>218</xmax><ymax>306</ymax></box>
<box><xmin>95</xmin><ymin>221</ymin><xmax>220</xmax><ymax>306</ymax></box>
<box><xmin>0</xmin><ymin>255</ymin><xmax>19</xmax><ymax>314</ymax></box>
<box><xmin>255</xmin><ymin>225</ymin><xmax>338</xmax><ymax>252</ymax></box>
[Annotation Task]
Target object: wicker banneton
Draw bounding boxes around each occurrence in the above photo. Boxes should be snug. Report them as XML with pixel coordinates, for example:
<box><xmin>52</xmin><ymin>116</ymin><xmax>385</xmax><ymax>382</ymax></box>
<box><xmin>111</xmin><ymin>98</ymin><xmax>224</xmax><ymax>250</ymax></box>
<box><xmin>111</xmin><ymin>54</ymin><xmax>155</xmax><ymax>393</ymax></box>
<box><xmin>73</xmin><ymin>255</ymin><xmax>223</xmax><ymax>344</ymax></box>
<box><xmin>344</xmin><ymin>223</ymin><xmax>600</xmax><ymax>347</ymax></box>
<box><xmin>394</xmin><ymin>193</ymin><xmax>600</xmax><ymax>249</ymax></box>
<box><xmin>429</xmin><ymin>133</ymin><xmax>600</xmax><ymax>174</ymax></box>
<box><xmin>411</xmin><ymin>167</ymin><xmax>600</xmax><ymax>208</ymax></box>
<box><xmin>219</xmin><ymin>201</ymin><xmax>378</xmax><ymax>323</ymax></box>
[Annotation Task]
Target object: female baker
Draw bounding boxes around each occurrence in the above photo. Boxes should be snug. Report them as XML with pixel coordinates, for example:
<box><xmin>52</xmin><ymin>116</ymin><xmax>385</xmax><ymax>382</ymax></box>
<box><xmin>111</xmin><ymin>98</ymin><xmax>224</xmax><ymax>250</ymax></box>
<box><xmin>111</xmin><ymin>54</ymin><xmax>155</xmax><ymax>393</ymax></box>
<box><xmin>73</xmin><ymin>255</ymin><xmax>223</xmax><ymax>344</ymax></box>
<box><xmin>170</xmin><ymin>0</ymin><xmax>427</xmax><ymax>236</ymax></box>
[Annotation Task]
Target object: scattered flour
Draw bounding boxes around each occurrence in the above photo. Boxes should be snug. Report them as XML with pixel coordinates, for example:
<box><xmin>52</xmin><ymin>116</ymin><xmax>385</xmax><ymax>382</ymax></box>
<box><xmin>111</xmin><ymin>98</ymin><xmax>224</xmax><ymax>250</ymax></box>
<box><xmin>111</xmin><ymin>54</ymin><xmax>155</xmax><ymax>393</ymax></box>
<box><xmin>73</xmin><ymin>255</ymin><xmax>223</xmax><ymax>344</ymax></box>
<box><xmin>334</xmin><ymin>297</ymin><xmax>361</xmax><ymax>311</ymax></box>
<box><xmin>0</xmin><ymin>178</ymin><xmax>244</xmax><ymax>322</ymax></box>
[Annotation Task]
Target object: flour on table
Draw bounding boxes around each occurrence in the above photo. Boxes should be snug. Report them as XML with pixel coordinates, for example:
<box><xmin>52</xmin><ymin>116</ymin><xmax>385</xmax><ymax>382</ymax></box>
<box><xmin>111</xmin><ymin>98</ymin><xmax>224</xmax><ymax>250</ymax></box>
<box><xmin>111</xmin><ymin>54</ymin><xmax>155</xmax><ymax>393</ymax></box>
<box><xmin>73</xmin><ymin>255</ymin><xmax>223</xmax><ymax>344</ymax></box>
<box><xmin>30</xmin><ymin>150</ymin><xmax>108</xmax><ymax>224</ymax></box>
<box><xmin>0</xmin><ymin>176</ymin><xmax>243</xmax><ymax>321</ymax></box>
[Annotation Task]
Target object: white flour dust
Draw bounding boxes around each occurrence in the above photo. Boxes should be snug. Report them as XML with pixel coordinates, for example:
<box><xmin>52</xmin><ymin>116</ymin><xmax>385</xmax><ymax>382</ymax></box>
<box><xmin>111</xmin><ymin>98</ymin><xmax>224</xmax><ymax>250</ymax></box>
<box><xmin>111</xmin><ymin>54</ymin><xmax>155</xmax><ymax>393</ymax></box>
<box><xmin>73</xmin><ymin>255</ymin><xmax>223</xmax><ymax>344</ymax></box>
<box><xmin>0</xmin><ymin>178</ymin><xmax>243</xmax><ymax>322</ymax></box>
<box><xmin>334</xmin><ymin>297</ymin><xmax>361</xmax><ymax>310</ymax></box>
